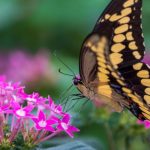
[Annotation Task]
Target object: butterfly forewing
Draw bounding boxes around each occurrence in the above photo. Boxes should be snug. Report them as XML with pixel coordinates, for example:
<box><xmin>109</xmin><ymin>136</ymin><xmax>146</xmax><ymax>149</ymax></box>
<box><xmin>79</xmin><ymin>0</ymin><xmax>150</xmax><ymax>120</ymax></box>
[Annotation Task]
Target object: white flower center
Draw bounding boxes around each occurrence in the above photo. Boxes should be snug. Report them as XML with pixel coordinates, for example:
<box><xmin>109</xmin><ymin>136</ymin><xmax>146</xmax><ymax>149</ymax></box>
<box><xmin>6</xmin><ymin>83</ymin><xmax>13</xmax><ymax>90</ymax></box>
<box><xmin>38</xmin><ymin>120</ymin><xmax>47</xmax><ymax>127</ymax></box>
<box><xmin>38</xmin><ymin>105</ymin><xmax>45</xmax><ymax>110</ymax></box>
<box><xmin>61</xmin><ymin>122</ymin><xmax>68</xmax><ymax>130</ymax></box>
<box><xmin>26</xmin><ymin>97</ymin><xmax>36</xmax><ymax>102</ymax></box>
<box><xmin>4</xmin><ymin>99</ymin><xmax>9</xmax><ymax>104</ymax></box>
<box><xmin>16</xmin><ymin>109</ymin><xmax>26</xmax><ymax>117</ymax></box>
<box><xmin>54</xmin><ymin>108</ymin><xmax>60</xmax><ymax>113</ymax></box>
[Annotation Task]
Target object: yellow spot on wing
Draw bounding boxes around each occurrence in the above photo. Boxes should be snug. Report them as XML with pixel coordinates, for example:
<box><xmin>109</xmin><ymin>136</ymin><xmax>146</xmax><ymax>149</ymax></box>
<box><xmin>90</xmin><ymin>46</ymin><xmax>97</xmax><ymax>52</ymax></box>
<box><xmin>98</xmin><ymin>85</ymin><xmax>112</xmax><ymax>97</ymax></box>
<box><xmin>133</xmin><ymin>63</ymin><xmax>143</xmax><ymax>70</ymax></box>
<box><xmin>99</xmin><ymin>67</ymin><xmax>109</xmax><ymax>74</ymax></box>
<box><xmin>107</xmin><ymin>65</ymin><xmax>113</xmax><ymax>71</ymax></box>
<box><xmin>122</xmin><ymin>87</ymin><xmax>132</xmax><ymax>93</ymax></box>
<box><xmin>109</xmin><ymin>8</ymin><xmax>132</xmax><ymax>22</ymax></box>
<box><xmin>133</xmin><ymin>51</ymin><xmax>142</xmax><ymax>59</ymax></box>
<box><xmin>97</xmin><ymin>47</ymin><xmax>105</xmax><ymax>53</ymax></box>
<box><xmin>117</xmin><ymin>79</ymin><xmax>125</xmax><ymax>86</ymax></box>
<box><xmin>126</xmin><ymin>32</ymin><xmax>134</xmax><ymax>41</ymax></box>
<box><xmin>137</xmin><ymin>70</ymin><xmax>149</xmax><ymax>78</ymax></box>
<box><xmin>98</xmin><ymin>62</ymin><xmax>107</xmax><ymax>68</ymax></box>
<box><xmin>129</xmin><ymin>41</ymin><xmax>138</xmax><ymax>50</ymax></box>
<box><xmin>97</xmin><ymin>43</ymin><xmax>105</xmax><ymax>50</ymax></box>
<box><xmin>111</xmin><ymin>43</ymin><xmax>126</xmax><ymax>52</ymax></box>
<box><xmin>123</xmin><ymin>0</ymin><xmax>134</xmax><ymax>8</ymax></box>
<box><xmin>113</xmin><ymin>34</ymin><xmax>126</xmax><ymax>43</ymax></box>
<box><xmin>119</xmin><ymin>17</ymin><xmax>130</xmax><ymax>24</ymax></box>
<box><xmin>109</xmin><ymin>14</ymin><xmax>121</xmax><ymax>22</ymax></box>
<box><xmin>140</xmin><ymin>107</ymin><xmax>150</xmax><ymax>115</ymax></box>
<box><xmin>128</xmin><ymin>94</ymin><xmax>143</xmax><ymax>106</ymax></box>
<box><xmin>109</xmin><ymin>53</ymin><xmax>123</xmax><ymax>65</ymax></box>
<box><xmin>111</xmin><ymin>72</ymin><xmax>119</xmax><ymax>79</ymax></box>
<box><xmin>97</xmin><ymin>57</ymin><xmax>106</xmax><ymax>63</ymax></box>
<box><xmin>141</xmin><ymin>79</ymin><xmax>150</xmax><ymax>87</ymax></box>
<box><xmin>144</xmin><ymin>95</ymin><xmax>150</xmax><ymax>104</ymax></box>
<box><xmin>121</xmin><ymin>7</ymin><xmax>132</xmax><ymax>16</ymax></box>
<box><xmin>105</xmin><ymin>14</ymin><xmax>110</xmax><ymax>20</ymax></box>
<box><xmin>145</xmin><ymin>88</ymin><xmax>150</xmax><ymax>95</ymax></box>
<box><xmin>98</xmin><ymin>73</ymin><xmax>110</xmax><ymax>82</ymax></box>
<box><xmin>97</xmin><ymin>52</ymin><xmax>105</xmax><ymax>58</ymax></box>
<box><xmin>115</xmin><ymin>24</ymin><xmax>129</xmax><ymax>34</ymax></box>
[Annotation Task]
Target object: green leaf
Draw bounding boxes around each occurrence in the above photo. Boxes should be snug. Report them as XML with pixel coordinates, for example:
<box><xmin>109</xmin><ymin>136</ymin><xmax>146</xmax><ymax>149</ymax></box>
<box><xmin>38</xmin><ymin>141</ymin><xmax>96</xmax><ymax>150</ymax></box>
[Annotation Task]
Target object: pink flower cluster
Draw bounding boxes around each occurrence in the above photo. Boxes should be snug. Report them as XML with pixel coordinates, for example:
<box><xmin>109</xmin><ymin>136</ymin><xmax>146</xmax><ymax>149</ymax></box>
<box><xmin>0</xmin><ymin>50</ymin><xmax>56</xmax><ymax>87</ymax></box>
<box><xmin>0</xmin><ymin>76</ymin><xmax>79</xmax><ymax>145</ymax></box>
<box><xmin>137</xmin><ymin>120</ymin><xmax>150</xmax><ymax>129</ymax></box>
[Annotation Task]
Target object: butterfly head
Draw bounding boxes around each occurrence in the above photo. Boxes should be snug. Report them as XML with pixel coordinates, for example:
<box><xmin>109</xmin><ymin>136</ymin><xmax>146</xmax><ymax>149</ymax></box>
<box><xmin>73</xmin><ymin>75</ymin><xmax>82</xmax><ymax>86</ymax></box>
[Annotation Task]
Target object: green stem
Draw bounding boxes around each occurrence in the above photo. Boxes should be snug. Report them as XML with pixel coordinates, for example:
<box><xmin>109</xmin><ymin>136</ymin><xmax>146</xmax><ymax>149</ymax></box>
<box><xmin>125</xmin><ymin>136</ymin><xmax>131</xmax><ymax>150</ymax></box>
<box><xmin>34</xmin><ymin>130</ymin><xmax>61</xmax><ymax>145</ymax></box>
<box><xmin>104</xmin><ymin>123</ymin><xmax>115</xmax><ymax>150</ymax></box>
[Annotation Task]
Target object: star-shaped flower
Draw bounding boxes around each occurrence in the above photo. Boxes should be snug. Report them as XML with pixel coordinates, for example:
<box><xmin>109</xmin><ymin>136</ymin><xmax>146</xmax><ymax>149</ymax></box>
<box><xmin>57</xmin><ymin>114</ymin><xmax>79</xmax><ymax>138</ymax></box>
<box><xmin>10</xmin><ymin>101</ymin><xmax>34</xmax><ymax>118</ymax></box>
<box><xmin>32</xmin><ymin>110</ymin><xmax>57</xmax><ymax>132</ymax></box>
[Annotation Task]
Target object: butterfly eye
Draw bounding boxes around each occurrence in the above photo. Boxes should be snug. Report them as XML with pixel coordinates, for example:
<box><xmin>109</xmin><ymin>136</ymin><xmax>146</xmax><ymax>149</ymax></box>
<box><xmin>73</xmin><ymin>75</ymin><xmax>81</xmax><ymax>85</ymax></box>
<box><xmin>73</xmin><ymin>79</ymin><xmax>79</xmax><ymax>85</ymax></box>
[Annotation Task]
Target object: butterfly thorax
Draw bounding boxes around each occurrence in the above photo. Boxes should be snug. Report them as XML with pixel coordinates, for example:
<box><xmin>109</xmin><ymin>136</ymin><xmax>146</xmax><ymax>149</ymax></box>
<box><xmin>73</xmin><ymin>75</ymin><xmax>95</xmax><ymax>100</ymax></box>
<box><xmin>73</xmin><ymin>75</ymin><xmax>124</xmax><ymax>112</ymax></box>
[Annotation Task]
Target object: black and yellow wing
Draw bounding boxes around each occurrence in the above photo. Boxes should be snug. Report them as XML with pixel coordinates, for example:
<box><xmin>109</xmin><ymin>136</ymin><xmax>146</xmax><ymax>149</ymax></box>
<box><xmin>79</xmin><ymin>0</ymin><xmax>150</xmax><ymax>120</ymax></box>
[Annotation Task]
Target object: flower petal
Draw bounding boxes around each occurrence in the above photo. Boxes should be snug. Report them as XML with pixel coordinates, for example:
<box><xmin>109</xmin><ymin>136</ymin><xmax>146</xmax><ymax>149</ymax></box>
<box><xmin>65</xmin><ymin>130</ymin><xmax>74</xmax><ymax>138</ymax></box>
<box><xmin>45</xmin><ymin>126</ymin><xmax>55</xmax><ymax>132</ymax></box>
<box><xmin>38</xmin><ymin>110</ymin><xmax>46</xmax><ymax>120</ymax></box>
<box><xmin>145</xmin><ymin>120</ymin><xmax>150</xmax><ymax>129</ymax></box>
<box><xmin>62</xmin><ymin>114</ymin><xmax>70</xmax><ymax>123</ymax></box>
<box><xmin>68</xmin><ymin>126</ymin><xmax>80</xmax><ymax>132</ymax></box>
<box><xmin>47</xmin><ymin>119</ymin><xmax>58</xmax><ymax>125</ymax></box>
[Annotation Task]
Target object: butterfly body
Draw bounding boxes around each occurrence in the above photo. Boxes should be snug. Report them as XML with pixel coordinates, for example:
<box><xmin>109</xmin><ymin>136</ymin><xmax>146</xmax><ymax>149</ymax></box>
<box><xmin>75</xmin><ymin>0</ymin><xmax>150</xmax><ymax>121</ymax></box>
<box><xmin>74</xmin><ymin>76</ymin><xmax>124</xmax><ymax>112</ymax></box>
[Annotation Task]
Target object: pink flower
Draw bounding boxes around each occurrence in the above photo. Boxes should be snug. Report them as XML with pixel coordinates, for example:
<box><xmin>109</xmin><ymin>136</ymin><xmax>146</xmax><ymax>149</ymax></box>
<box><xmin>11</xmin><ymin>102</ymin><xmax>34</xmax><ymax>118</ymax></box>
<box><xmin>137</xmin><ymin>120</ymin><xmax>150</xmax><ymax>129</ymax></box>
<box><xmin>49</xmin><ymin>96</ymin><xmax>63</xmax><ymax>115</ymax></box>
<box><xmin>57</xmin><ymin>114</ymin><xmax>80</xmax><ymax>138</ymax></box>
<box><xmin>25</xmin><ymin>92</ymin><xmax>40</xmax><ymax>103</ymax></box>
<box><xmin>32</xmin><ymin>111</ymin><xmax>57</xmax><ymax>132</ymax></box>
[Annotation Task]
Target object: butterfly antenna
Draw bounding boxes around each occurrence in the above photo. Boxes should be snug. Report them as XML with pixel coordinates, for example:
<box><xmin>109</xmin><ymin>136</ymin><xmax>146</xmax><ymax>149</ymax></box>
<box><xmin>53</xmin><ymin>52</ymin><xmax>76</xmax><ymax>76</ymax></box>
<box><xmin>59</xmin><ymin>68</ymin><xmax>74</xmax><ymax>77</ymax></box>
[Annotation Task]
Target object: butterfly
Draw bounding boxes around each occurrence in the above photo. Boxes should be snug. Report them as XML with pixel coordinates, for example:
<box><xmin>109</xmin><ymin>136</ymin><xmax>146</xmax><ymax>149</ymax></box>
<box><xmin>73</xmin><ymin>0</ymin><xmax>150</xmax><ymax>121</ymax></box>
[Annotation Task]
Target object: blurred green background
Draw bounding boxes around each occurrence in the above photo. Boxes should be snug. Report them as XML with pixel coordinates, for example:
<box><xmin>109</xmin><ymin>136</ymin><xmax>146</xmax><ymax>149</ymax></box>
<box><xmin>0</xmin><ymin>0</ymin><xmax>150</xmax><ymax>150</ymax></box>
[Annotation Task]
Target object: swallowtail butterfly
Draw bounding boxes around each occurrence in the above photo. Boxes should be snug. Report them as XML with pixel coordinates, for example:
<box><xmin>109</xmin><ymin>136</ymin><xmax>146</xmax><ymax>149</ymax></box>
<box><xmin>73</xmin><ymin>0</ymin><xmax>150</xmax><ymax>121</ymax></box>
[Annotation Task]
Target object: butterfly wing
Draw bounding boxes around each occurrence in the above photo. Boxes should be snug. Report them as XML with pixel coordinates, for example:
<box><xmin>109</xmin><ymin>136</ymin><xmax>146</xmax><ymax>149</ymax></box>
<box><xmin>80</xmin><ymin>0</ymin><xmax>144</xmax><ymax>83</ymax></box>
<box><xmin>79</xmin><ymin>0</ymin><xmax>150</xmax><ymax>120</ymax></box>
